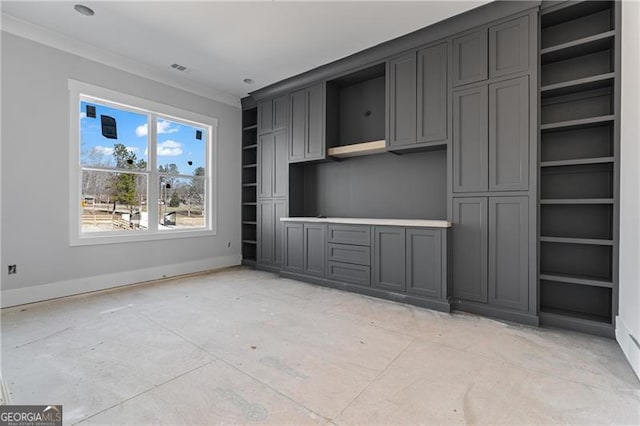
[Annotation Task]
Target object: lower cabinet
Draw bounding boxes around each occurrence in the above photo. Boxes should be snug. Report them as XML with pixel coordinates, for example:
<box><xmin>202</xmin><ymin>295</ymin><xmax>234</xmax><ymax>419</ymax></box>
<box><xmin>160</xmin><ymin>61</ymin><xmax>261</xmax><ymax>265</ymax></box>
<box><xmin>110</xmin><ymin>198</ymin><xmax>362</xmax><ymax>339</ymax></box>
<box><xmin>257</xmin><ymin>199</ymin><xmax>287</xmax><ymax>268</ymax></box>
<box><xmin>282</xmin><ymin>222</ymin><xmax>326</xmax><ymax>277</ymax></box>
<box><xmin>452</xmin><ymin>196</ymin><xmax>529</xmax><ymax>312</ymax></box>
<box><xmin>406</xmin><ymin>228</ymin><xmax>443</xmax><ymax>299</ymax></box>
<box><xmin>283</xmin><ymin>222</ymin><xmax>304</xmax><ymax>273</ymax></box>
<box><xmin>373</xmin><ymin>227</ymin><xmax>406</xmax><ymax>292</ymax></box>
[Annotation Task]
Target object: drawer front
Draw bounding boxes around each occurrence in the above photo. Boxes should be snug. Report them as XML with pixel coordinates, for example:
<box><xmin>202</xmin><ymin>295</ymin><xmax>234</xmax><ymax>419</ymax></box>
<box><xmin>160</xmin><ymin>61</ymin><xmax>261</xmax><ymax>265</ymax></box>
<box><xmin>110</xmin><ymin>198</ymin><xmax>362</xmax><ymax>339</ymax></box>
<box><xmin>327</xmin><ymin>243</ymin><xmax>371</xmax><ymax>266</ymax></box>
<box><xmin>327</xmin><ymin>224</ymin><xmax>371</xmax><ymax>246</ymax></box>
<box><xmin>327</xmin><ymin>261</ymin><xmax>371</xmax><ymax>287</ymax></box>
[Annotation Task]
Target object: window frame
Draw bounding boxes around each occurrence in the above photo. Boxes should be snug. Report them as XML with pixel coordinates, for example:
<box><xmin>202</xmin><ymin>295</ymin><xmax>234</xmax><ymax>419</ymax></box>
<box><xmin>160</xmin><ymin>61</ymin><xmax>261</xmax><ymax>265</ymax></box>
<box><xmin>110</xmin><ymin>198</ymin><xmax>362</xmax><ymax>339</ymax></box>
<box><xmin>69</xmin><ymin>79</ymin><xmax>218</xmax><ymax>246</ymax></box>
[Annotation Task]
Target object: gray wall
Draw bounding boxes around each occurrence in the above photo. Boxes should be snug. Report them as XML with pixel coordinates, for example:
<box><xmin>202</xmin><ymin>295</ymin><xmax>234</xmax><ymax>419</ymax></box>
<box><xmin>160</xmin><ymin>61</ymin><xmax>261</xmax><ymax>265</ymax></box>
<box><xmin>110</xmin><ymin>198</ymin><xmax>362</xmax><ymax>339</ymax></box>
<box><xmin>302</xmin><ymin>150</ymin><xmax>447</xmax><ymax>219</ymax></box>
<box><xmin>1</xmin><ymin>33</ymin><xmax>241</xmax><ymax>294</ymax></box>
<box><xmin>618</xmin><ymin>0</ymin><xmax>640</xmax><ymax>378</ymax></box>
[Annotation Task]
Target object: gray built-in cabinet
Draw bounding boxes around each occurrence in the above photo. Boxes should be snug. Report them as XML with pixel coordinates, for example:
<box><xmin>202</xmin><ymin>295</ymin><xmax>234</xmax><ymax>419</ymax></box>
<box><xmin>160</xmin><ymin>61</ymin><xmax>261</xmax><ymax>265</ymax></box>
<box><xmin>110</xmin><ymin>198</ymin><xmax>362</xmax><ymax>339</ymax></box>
<box><xmin>387</xmin><ymin>42</ymin><xmax>448</xmax><ymax>149</ymax></box>
<box><xmin>258</xmin><ymin>130</ymin><xmax>288</xmax><ymax>199</ymax></box>
<box><xmin>257</xmin><ymin>199</ymin><xmax>287</xmax><ymax>267</ymax></box>
<box><xmin>258</xmin><ymin>96</ymin><xmax>288</xmax><ymax>135</ymax></box>
<box><xmin>289</xmin><ymin>84</ymin><xmax>325</xmax><ymax>162</ymax></box>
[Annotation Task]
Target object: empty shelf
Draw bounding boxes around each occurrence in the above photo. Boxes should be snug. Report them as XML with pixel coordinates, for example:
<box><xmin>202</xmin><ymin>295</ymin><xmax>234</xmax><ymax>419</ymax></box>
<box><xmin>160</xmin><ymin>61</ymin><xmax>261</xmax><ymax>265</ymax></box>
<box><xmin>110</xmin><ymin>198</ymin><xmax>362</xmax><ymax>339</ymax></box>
<box><xmin>243</xmin><ymin>144</ymin><xmax>257</xmax><ymax>150</ymax></box>
<box><xmin>242</xmin><ymin>240</ymin><xmax>257</xmax><ymax>244</ymax></box>
<box><xmin>328</xmin><ymin>140</ymin><xmax>387</xmax><ymax>158</ymax></box>
<box><xmin>540</xmin><ymin>273</ymin><xmax>613</xmax><ymax>288</ymax></box>
<box><xmin>541</xmin><ymin>31</ymin><xmax>615</xmax><ymax>64</ymax></box>
<box><xmin>539</xmin><ymin>236</ymin><xmax>614</xmax><ymax>246</ymax></box>
<box><xmin>242</xmin><ymin>124</ymin><xmax>258</xmax><ymax>131</ymax></box>
<box><xmin>540</xmin><ymin>156</ymin><xmax>614</xmax><ymax>167</ymax></box>
<box><xmin>541</xmin><ymin>73</ymin><xmax>615</xmax><ymax>98</ymax></box>
<box><xmin>242</xmin><ymin>163</ymin><xmax>257</xmax><ymax>168</ymax></box>
<box><xmin>541</xmin><ymin>115</ymin><xmax>615</xmax><ymax>132</ymax></box>
<box><xmin>540</xmin><ymin>198</ymin><xmax>614</xmax><ymax>205</ymax></box>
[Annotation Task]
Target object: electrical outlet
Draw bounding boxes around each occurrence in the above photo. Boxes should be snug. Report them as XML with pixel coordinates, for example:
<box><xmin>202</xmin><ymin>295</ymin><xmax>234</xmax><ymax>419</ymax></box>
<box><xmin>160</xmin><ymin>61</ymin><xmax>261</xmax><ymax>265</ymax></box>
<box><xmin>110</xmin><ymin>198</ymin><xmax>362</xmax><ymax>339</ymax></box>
<box><xmin>227</xmin><ymin>241</ymin><xmax>231</xmax><ymax>248</ymax></box>
<box><xmin>8</xmin><ymin>265</ymin><xmax>17</xmax><ymax>275</ymax></box>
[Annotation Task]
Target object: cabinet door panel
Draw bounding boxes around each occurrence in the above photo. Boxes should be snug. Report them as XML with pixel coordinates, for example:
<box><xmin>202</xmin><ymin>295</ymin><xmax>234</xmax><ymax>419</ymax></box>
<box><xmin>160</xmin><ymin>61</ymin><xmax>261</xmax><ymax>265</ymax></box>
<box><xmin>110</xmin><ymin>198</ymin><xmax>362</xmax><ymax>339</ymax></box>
<box><xmin>273</xmin><ymin>200</ymin><xmax>288</xmax><ymax>267</ymax></box>
<box><xmin>417</xmin><ymin>43</ymin><xmax>448</xmax><ymax>143</ymax></box>
<box><xmin>283</xmin><ymin>223</ymin><xmax>304</xmax><ymax>273</ymax></box>
<box><xmin>373</xmin><ymin>227</ymin><xmax>406</xmax><ymax>292</ymax></box>
<box><xmin>306</xmin><ymin>84</ymin><xmax>325</xmax><ymax>160</ymax></box>
<box><xmin>257</xmin><ymin>133</ymin><xmax>274</xmax><ymax>198</ymax></box>
<box><xmin>489</xmin><ymin>16</ymin><xmax>529</xmax><ymax>79</ymax></box>
<box><xmin>452</xmin><ymin>198</ymin><xmax>488</xmax><ymax>303</ymax></box>
<box><xmin>289</xmin><ymin>89</ymin><xmax>306</xmax><ymax>162</ymax></box>
<box><xmin>388</xmin><ymin>53</ymin><xmax>417</xmax><ymax>147</ymax></box>
<box><xmin>406</xmin><ymin>229</ymin><xmax>442</xmax><ymax>299</ymax></box>
<box><xmin>304</xmin><ymin>224</ymin><xmax>326</xmax><ymax>277</ymax></box>
<box><xmin>453</xmin><ymin>86</ymin><xmax>488</xmax><ymax>192</ymax></box>
<box><xmin>258</xmin><ymin>100</ymin><xmax>273</xmax><ymax>135</ymax></box>
<box><xmin>273</xmin><ymin>95</ymin><xmax>288</xmax><ymax>131</ymax></box>
<box><xmin>489</xmin><ymin>197</ymin><xmax>528</xmax><ymax>311</ymax></box>
<box><xmin>257</xmin><ymin>201</ymin><xmax>274</xmax><ymax>264</ymax></box>
<box><xmin>273</xmin><ymin>130</ymin><xmax>288</xmax><ymax>198</ymax></box>
<box><xmin>453</xmin><ymin>29</ymin><xmax>488</xmax><ymax>87</ymax></box>
<box><xmin>489</xmin><ymin>76</ymin><xmax>529</xmax><ymax>191</ymax></box>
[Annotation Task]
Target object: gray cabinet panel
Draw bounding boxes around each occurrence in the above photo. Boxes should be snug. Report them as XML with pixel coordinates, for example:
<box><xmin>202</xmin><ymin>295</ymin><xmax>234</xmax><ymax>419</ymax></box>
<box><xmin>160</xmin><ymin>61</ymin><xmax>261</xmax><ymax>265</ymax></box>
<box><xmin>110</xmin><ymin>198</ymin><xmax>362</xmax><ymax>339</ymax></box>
<box><xmin>489</xmin><ymin>16</ymin><xmax>529</xmax><ymax>79</ymax></box>
<box><xmin>289</xmin><ymin>89</ymin><xmax>306</xmax><ymax>162</ymax></box>
<box><xmin>273</xmin><ymin>130</ymin><xmax>288</xmax><ymax>198</ymax></box>
<box><xmin>489</xmin><ymin>196</ymin><xmax>528</xmax><ymax>311</ymax></box>
<box><xmin>273</xmin><ymin>200</ymin><xmax>288</xmax><ymax>267</ymax></box>
<box><xmin>283</xmin><ymin>222</ymin><xmax>304</xmax><ymax>274</ymax></box>
<box><xmin>373</xmin><ymin>227</ymin><xmax>406</xmax><ymax>292</ymax></box>
<box><xmin>417</xmin><ymin>42</ymin><xmax>448</xmax><ymax>144</ymax></box>
<box><xmin>453</xmin><ymin>85</ymin><xmax>489</xmax><ymax>192</ymax></box>
<box><xmin>388</xmin><ymin>53</ymin><xmax>417</xmax><ymax>147</ymax></box>
<box><xmin>306</xmin><ymin>84</ymin><xmax>325</xmax><ymax>160</ymax></box>
<box><xmin>406</xmin><ymin>228</ymin><xmax>442</xmax><ymax>299</ymax></box>
<box><xmin>452</xmin><ymin>198</ymin><xmax>488</xmax><ymax>303</ymax></box>
<box><xmin>453</xmin><ymin>29</ymin><xmax>488</xmax><ymax>87</ymax></box>
<box><xmin>258</xmin><ymin>100</ymin><xmax>273</xmax><ymax>135</ymax></box>
<box><xmin>328</xmin><ymin>262</ymin><xmax>370</xmax><ymax>287</ymax></box>
<box><xmin>327</xmin><ymin>243</ymin><xmax>371</xmax><ymax>266</ymax></box>
<box><xmin>273</xmin><ymin>95</ymin><xmax>288</xmax><ymax>131</ymax></box>
<box><xmin>489</xmin><ymin>76</ymin><xmax>529</xmax><ymax>191</ymax></box>
<box><xmin>327</xmin><ymin>224</ymin><xmax>371</xmax><ymax>246</ymax></box>
<box><xmin>257</xmin><ymin>133</ymin><xmax>274</xmax><ymax>199</ymax></box>
<box><xmin>304</xmin><ymin>223</ymin><xmax>326</xmax><ymax>277</ymax></box>
<box><xmin>257</xmin><ymin>201</ymin><xmax>274</xmax><ymax>264</ymax></box>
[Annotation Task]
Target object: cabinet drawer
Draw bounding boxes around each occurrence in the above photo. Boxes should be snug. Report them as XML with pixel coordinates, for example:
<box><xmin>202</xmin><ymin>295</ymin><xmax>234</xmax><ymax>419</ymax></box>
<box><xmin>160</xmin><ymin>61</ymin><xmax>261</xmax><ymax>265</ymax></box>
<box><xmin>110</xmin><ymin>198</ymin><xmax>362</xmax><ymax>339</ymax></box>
<box><xmin>327</xmin><ymin>243</ymin><xmax>371</xmax><ymax>266</ymax></box>
<box><xmin>327</xmin><ymin>224</ymin><xmax>371</xmax><ymax>246</ymax></box>
<box><xmin>327</xmin><ymin>261</ymin><xmax>371</xmax><ymax>287</ymax></box>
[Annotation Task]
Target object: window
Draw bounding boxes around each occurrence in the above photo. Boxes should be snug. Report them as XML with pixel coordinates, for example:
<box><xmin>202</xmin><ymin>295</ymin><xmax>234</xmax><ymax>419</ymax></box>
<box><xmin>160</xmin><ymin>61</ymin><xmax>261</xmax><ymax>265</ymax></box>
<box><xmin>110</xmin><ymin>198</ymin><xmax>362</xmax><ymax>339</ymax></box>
<box><xmin>69</xmin><ymin>80</ymin><xmax>217</xmax><ymax>245</ymax></box>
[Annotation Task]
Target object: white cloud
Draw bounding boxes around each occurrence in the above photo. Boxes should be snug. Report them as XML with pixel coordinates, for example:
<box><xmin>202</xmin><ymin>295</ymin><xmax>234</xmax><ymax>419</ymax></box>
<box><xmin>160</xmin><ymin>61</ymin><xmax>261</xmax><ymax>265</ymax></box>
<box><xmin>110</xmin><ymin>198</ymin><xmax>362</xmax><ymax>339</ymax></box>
<box><xmin>157</xmin><ymin>140</ymin><xmax>183</xmax><ymax>157</ymax></box>
<box><xmin>135</xmin><ymin>119</ymin><xmax>179</xmax><ymax>137</ymax></box>
<box><xmin>92</xmin><ymin>146</ymin><xmax>114</xmax><ymax>156</ymax></box>
<box><xmin>80</xmin><ymin>112</ymin><xmax>87</xmax><ymax>120</ymax></box>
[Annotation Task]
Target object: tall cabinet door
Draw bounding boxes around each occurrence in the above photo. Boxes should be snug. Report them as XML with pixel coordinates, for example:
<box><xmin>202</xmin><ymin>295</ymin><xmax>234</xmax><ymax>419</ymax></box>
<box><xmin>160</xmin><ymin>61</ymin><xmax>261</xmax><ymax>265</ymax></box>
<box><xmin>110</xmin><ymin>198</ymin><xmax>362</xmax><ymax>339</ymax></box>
<box><xmin>306</xmin><ymin>84</ymin><xmax>325</xmax><ymax>160</ymax></box>
<box><xmin>289</xmin><ymin>89</ymin><xmax>306</xmax><ymax>162</ymax></box>
<box><xmin>489</xmin><ymin>76</ymin><xmax>529</xmax><ymax>191</ymax></box>
<box><xmin>257</xmin><ymin>100</ymin><xmax>273</xmax><ymax>134</ymax></box>
<box><xmin>388</xmin><ymin>53</ymin><xmax>417</xmax><ymax>147</ymax></box>
<box><xmin>257</xmin><ymin>200</ymin><xmax>274</xmax><ymax>264</ymax></box>
<box><xmin>453</xmin><ymin>85</ymin><xmax>488</xmax><ymax>192</ymax></box>
<box><xmin>257</xmin><ymin>133</ymin><xmax>274</xmax><ymax>198</ymax></box>
<box><xmin>452</xmin><ymin>198</ymin><xmax>488</xmax><ymax>303</ymax></box>
<box><xmin>304</xmin><ymin>224</ymin><xmax>326</xmax><ymax>277</ymax></box>
<box><xmin>488</xmin><ymin>196</ymin><xmax>528</xmax><ymax>311</ymax></box>
<box><xmin>273</xmin><ymin>200</ymin><xmax>288</xmax><ymax>267</ymax></box>
<box><xmin>373</xmin><ymin>227</ymin><xmax>406</xmax><ymax>292</ymax></box>
<box><xmin>272</xmin><ymin>130</ymin><xmax>288</xmax><ymax>198</ymax></box>
<box><xmin>452</xmin><ymin>29</ymin><xmax>488</xmax><ymax>87</ymax></box>
<box><xmin>273</xmin><ymin>95</ymin><xmax>288</xmax><ymax>132</ymax></box>
<box><xmin>417</xmin><ymin>43</ymin><xmax>448</xmax><ymax>144</ymax></box>
<box><xmin>406</xmin><ymin>228</ymin><xmax>442</xmax><ymax>299</ymax></box>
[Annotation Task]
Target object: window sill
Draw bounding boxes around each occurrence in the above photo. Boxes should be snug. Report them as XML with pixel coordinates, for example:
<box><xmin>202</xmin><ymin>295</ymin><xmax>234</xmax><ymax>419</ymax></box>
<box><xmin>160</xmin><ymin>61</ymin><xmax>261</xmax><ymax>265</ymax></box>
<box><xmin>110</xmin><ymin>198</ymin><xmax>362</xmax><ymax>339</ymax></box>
<box><xmin>70</xmin><ymin>228</ymin><xmax>216</xmax><ymax>247</ymax></box>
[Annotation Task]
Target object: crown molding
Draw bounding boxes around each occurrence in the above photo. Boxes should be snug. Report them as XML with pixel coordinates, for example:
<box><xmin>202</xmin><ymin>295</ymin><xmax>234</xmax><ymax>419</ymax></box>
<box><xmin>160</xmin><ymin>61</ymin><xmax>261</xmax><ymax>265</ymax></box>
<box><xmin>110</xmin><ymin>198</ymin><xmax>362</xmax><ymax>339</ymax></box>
<box><xmin>1</xmin><ymin>13</ymin><xmax>241</xmax><ymax>108</ymax></box>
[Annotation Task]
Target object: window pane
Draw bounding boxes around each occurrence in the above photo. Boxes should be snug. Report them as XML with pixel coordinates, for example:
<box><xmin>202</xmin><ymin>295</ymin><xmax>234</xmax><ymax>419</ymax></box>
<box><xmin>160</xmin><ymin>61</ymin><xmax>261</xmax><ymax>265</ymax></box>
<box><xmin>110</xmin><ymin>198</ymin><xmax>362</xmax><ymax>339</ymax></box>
<box><xmin>158</xmin><ymin>176</ymin><xmax>205</xmax><ymax>230</ymax></box>
<box><xmin>82</xmin><ymin>170</ymin><xmax>148</xmax><ymax>233</ymax></box>
<box><xmin>80</xmin><ymin>100</ymin><xmax>148</xmax><ymax>170</ymax></box>
<box><xmin>156</xmin><ymin>118</ymin><xmax>206</xmax><ymax>175</ymax></box>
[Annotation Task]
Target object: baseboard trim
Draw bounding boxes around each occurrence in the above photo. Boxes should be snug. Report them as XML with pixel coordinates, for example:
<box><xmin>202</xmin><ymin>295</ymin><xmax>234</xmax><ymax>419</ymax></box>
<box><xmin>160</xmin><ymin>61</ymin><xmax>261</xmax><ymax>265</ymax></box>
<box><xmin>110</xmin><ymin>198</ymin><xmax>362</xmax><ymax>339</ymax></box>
<box><xmin>616</xmin><ymin>315</ymin><xmax>640</xmax><ymax>380</ymax></box>
<box><xmin>0</xmin><ymin>254</ymin><xmax>242</xmax><ymax>308</ymax></box>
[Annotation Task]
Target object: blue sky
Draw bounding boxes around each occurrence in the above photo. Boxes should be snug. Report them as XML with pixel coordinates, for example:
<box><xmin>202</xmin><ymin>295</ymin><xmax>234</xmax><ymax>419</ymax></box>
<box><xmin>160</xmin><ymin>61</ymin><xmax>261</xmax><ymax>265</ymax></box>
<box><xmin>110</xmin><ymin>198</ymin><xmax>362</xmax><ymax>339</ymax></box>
<box><xmin>80</xmin><ymin>100</ymin><xmax>206</xmax><ymax>175</ymax></box>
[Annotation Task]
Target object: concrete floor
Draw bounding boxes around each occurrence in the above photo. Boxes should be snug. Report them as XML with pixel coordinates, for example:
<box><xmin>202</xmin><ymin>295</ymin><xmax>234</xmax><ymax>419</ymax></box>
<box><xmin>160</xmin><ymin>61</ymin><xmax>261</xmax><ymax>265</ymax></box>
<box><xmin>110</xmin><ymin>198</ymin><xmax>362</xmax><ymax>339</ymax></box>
<box><xmin>2</xmin><ymin>267</ymin><xmax>639</xmax><ymax>425</ymax></box>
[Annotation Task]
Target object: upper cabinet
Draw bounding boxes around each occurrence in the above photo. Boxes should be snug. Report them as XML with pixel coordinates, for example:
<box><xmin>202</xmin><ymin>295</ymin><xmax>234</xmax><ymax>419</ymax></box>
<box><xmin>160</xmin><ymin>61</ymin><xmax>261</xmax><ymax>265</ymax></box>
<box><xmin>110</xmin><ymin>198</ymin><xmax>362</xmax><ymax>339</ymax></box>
<box><xmin>388</xmin><ymin>42</ymin><xmax>448</xmax><ymax>150</ymax></box>
<box><xmin>258</xmin><ymin>95</ymin><xmax>288</xmax><ymax>135</ymax></box>
<box><xmin>289</xmin><ymin>83</ymin><xmax>326</xmax><ymax>162</ymax></box>
<box><xmin>453</xmin><ymin>29</ymin><xmax>488</xmax><ymax>87</ymax></box>
<box><xmin>489</xmin><ymin>16</ymin><xmax>529</xmax><ymax>79</ymax></box>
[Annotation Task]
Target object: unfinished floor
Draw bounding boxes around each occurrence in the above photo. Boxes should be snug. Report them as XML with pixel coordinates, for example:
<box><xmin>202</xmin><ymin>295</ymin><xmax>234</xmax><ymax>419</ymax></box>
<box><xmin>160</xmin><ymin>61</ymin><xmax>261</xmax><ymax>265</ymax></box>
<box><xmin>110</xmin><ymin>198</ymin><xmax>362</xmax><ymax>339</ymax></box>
<box><xmin>1</xmin><ymin>267</ymin><xmax>639</xmax><ymax>425</ymax></box>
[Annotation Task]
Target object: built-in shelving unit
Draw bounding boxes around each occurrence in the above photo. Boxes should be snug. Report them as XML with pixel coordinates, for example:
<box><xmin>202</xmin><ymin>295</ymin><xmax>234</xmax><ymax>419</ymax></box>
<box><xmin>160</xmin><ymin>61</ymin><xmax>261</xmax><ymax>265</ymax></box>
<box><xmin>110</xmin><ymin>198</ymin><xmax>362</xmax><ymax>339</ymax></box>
<box><xmin>538</xmin><ymin>0</ymin><xmax>619</xmax><ymax>337</ymax></box>
<box><xmin>241</xmin><ymin>106</ymin><xmax>258</xmax><ymax>264</ymax></box>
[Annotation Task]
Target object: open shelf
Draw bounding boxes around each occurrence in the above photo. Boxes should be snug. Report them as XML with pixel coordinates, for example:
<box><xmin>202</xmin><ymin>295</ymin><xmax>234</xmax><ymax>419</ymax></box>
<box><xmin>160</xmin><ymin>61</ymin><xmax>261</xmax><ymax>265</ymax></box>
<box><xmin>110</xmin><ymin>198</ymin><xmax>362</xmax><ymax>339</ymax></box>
<box><xmin>242</xmin><ymin>124</ymin><xmax>258</xmax><ymax>131</ymax></box>
<box><xmin>541</xmin><ymin>241</ymin><xmax>613</xmax><ymax>282</ymax></box>
<box><xmin>243</xmin><ymin>144</ymin><xmax>257</xmax><ymax>150</ymax></box>
<box><xmin>540</xmin><ymin>156</ymin><xmax>613</xmax><ymax>168</ymax></box>
<box><xmin>542</xmin><ymin>2</ymin><xmax>613</xmax><ymax>46</ymax></box>
<box><xmin>242</xmin><ymin>183</ymin><xmax>257</xmax><ymax>187</ymax></box>
<box><xmin>541</xmin><ymin>1</ymin><xmax>612</xmax><ymax>26</ymax></box>
<box><xmin>540</xmin><ymin>280</ymin><xmax>613</xmax><ymax>324</ymax></box>
<box><xmin>327</xmin><ymin>140</ymin><xmax>386</xmax><ymax>158</ymax></box>
<box><xmin>242</xmin><ymin>163</ymin><xmax>257</xmax><ymax>168</ymax></box>
<box><xmin>541</xmin><ymin>72</ymin><xmax>614</xmax><ymax>98</ymax></box>
<box><xmin>242</xmin><ymin>240</ymin><xmax>257</xmax><ymax>244</ymax></box>
<box><xmin>242</xmin><ymin>221</ymin><xmax>257</xmax><ymax>225</ymax></box>
<box><xmin>539</xmin><ymin>198</ymin><xmax>613</xmax><ymax>205</ymax></box>
<box><xmin>541</xmin><ymin>203</ymin><xmax>613</xmax><ymax>240</ymax></box>
<box><xmin>539</xmin><ymin>273</ymin><xmax>613</xmax><ymax>289</ymax></box>
<box><xmin>541</xmin><ymin>87</ymin><xmax>613</xmax><ymax>125</ymax></box>
<box><xmin>539</xmin><ymin>236</ymin><xmax>613</xmax><ymax>246</ymax></box>
<box><xmin>541</xmin><ymin>30</ymin><xmax>615</xmax><ymax>64</ymax></box>
<box><xmin>540</xmin><ymin>163</ymin><xmax>613</xmax><ymax>200</ymax></box>
<box><xmin>540</xmin><ymin>123</ymin><xmax>613</xmax><ymax>162</ymax></box>
<box><xmin>540</xmin><ymin>115</ymin><xmax>615</xmax><ymax>132</ymax></box>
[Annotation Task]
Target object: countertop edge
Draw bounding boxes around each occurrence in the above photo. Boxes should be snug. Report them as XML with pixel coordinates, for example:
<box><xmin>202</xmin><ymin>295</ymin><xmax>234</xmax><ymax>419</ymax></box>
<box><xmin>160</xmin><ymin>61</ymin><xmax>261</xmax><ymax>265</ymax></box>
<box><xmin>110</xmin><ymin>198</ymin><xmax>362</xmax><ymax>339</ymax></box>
<box><xmin>280</xmin><ymin>217</ymin><xmax>452</xmax><ymax>228</ymax></box>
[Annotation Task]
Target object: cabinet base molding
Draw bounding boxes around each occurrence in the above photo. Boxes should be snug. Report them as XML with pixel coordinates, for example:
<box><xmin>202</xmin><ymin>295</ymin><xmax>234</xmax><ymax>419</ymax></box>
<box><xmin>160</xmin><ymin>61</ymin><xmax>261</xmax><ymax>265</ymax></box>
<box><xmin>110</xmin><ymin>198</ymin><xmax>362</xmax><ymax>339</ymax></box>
<box><xmin>451</xmin><ymin>299</ymin><xmax>539</xmax><ymax>327</ymax></box>
<box><xmin>255</xmin><ymin>263</ymin><xmax>282</xmax><ymax>273</ymax></box>
<box><xmin>540</xmin><ymin>312</ymin><xmax>614</xmax><ymax>339</ymax></box>
<box><xmin>280</xmin><ymin>271</ymin><xmax>451</xmax><ymax>313</ymax></box>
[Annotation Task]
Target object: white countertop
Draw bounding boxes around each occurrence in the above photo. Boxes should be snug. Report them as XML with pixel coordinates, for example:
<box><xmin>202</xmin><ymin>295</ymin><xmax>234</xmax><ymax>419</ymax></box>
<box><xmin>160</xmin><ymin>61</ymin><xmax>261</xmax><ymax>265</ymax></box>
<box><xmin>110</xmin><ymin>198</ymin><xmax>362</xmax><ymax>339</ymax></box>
<box><xmin>280</xmin><ymin>217</ymin><xmax>451</xmax><ymax>228</ymax></box>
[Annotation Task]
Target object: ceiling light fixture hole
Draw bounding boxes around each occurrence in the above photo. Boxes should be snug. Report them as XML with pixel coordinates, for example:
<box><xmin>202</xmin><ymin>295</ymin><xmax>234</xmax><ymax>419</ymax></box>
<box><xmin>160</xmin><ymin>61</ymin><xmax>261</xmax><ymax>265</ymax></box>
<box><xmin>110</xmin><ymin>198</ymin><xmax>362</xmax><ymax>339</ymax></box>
<box><xmin>74</xmin><ymin>4</ymin><xmax>95</xmax><ymax>16</ymax></box>
<box><xmin>243</xmin><ymin>78</ymin><xmax>254</xmax><ymax>85</ymax></box>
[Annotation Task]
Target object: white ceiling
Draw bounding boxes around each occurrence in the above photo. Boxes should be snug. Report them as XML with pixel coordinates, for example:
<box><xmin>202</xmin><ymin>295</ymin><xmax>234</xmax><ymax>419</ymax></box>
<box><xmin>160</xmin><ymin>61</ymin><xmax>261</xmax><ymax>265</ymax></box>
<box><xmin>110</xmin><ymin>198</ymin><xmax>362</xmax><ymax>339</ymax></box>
<box><xmin>1</xmin><ymin>1</ymin><xmax>491</xmax><ymax>104</ymax></box>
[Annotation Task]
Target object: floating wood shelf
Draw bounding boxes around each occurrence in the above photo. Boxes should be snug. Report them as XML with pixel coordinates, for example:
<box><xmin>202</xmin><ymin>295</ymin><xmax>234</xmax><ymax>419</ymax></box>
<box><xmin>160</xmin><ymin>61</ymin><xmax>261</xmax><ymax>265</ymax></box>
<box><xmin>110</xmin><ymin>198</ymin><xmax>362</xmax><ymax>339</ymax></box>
<box><xmin>327</xmin><ymin>140</ymin><xmax>387</xmax><ymax>158</ymax></box>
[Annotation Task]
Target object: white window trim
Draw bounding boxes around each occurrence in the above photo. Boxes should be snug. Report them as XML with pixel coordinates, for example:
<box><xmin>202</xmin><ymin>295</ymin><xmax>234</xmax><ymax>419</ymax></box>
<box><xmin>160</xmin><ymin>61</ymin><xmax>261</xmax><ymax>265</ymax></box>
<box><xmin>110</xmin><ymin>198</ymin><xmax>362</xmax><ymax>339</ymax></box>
<box><xmin>68</xmin><ymin>79</ymin><xmax>218</xmax><ymax>246</ymax></box>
